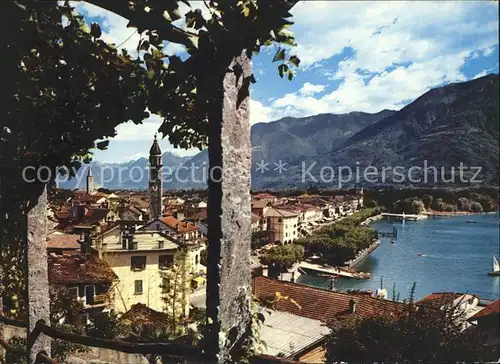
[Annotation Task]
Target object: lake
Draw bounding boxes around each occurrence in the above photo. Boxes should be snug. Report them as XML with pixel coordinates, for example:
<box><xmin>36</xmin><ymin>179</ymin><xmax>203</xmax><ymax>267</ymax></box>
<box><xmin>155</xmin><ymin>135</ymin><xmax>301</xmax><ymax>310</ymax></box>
<box><xmin>297</xmin><ymin>212</ymin><xmax>500</xmax><ymax>301</ymax></box>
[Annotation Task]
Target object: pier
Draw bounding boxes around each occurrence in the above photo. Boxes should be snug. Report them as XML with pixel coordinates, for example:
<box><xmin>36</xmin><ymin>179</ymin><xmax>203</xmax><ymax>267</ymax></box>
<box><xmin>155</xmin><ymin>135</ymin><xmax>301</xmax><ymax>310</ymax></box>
<box><xmin>381</xmin><ymin>213</ymin><xmax>427</xmax><ymax>221</ymax></box>
<box><xmin>298</xmin><ymin>261</ymin><xmax>371</xmax><ymax>280</ymax></box>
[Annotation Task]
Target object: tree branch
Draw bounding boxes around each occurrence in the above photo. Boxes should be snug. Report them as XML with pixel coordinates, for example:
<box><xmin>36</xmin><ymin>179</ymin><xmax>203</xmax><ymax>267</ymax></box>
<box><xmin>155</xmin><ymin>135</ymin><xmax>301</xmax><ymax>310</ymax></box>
<box><xmin>79</xmin><ymin>0</ymin><xmax>198</xmax><ymax>48</ymax></box>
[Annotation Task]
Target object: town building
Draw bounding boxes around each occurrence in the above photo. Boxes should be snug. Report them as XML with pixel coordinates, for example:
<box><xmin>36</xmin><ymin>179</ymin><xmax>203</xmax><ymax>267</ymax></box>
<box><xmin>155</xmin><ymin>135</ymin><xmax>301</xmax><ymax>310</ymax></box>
<box><xmin>264</xmin><ymin>207</ymin><xmax>299</xmax><ymax>244</ymax></box>
<box><xmin>48</xmin><ymin>254</ymin><xmax>117</xmax><ymax>325</ymax></box>
<box><xmin>141</xmin><ymin>216</ymin><xmax>205</xmax><ymax>275</ymax></box>
<box><xmin>47</xmin><ymin>232</ymin><xmax>81</xmax><ymax>255</ymax></box>
<box><xmin>96</xmin><ymin>227</ymin><xmax>189</xmax><ymax>316</ymax></box>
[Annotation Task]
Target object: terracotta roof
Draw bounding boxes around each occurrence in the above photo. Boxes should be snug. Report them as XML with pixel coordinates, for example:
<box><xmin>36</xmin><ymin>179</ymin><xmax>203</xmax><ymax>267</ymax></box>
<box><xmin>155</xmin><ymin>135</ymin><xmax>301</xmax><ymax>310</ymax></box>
<box><xmin>251</xmin><ymin>212</ymin><xmax>261</xmax><ymax>223</ymax></box>
<box><xmin>130</xmin><ymin>198</ymin><xmax>149</xmax><ymax>210</ymax></box>
<box><xmin>253</xmin><ymin>193</ymin><xmax>276</xmax><ymax>200</ymax></box>
<box><xmin>47</xmin><ymin>233</ymin><xmax>80</xmax><ymax>250</ymax></box>
<box><xmin>252</xmin><ymin>200</ymin><xmax>271</xmax><ymax>209</ymax></box>
<box><xmin>189</xmin><ymin>209</ymin><xmax>207</xmax><ymax>220</ymax></box>
<box><xmin>159</xmin><ymin>216</ymin><xmax>198</xmax><ymax>233</ymax></box>
<box><xmin>469</xmin><ymin>299</ymin><xmax>500</xmax><ymax>320</ymax></box>
<box><xmin>80</xmin><ymin>209</ymin><xmax>110</xmax><ymax>225</ymax></box>
<box><xmin>264</xmin><ymin>207</ymin><xmax>298</xmax><ymax>218</ymax></box>
<box><xmin>48</xmin><ymin>254</ymin><xmax>117</xmax><ymax>285</ymax></box>
<box><xmin>120</xmin><ymin>303</ymin><xmax>169</xmax><ymax>327</ymax></box>
<box><xmin>252</xmin><ymin>276</ymin><xmax>406</xmax><ymax>327</ymax></box>
<box><xmin>417</xmin><ymin>292</ymin><xmax>465</xmax><ymax>305</ymax></box>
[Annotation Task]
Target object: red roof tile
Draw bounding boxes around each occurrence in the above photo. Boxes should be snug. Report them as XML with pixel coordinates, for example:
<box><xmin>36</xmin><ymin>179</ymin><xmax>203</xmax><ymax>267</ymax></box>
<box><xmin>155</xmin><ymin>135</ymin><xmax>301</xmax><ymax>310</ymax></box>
<box><xmin>159</xmin><ymin>216</ymin><xmax>198</xmax><ymax>233</ymax></box>
<box><xmin>48</xmin><ymin>254</ymin><xmax>117</xmax><ymax>285</ymax></box>
<box><xmin>252</xmin><ymin>276</ymin><xmax>405</xmax><ymax>327</ymax></box>
<box><xmin>417</xmin><ymin>292</ymin><xmax>465</xmax><ymax>305</ymax></box>
<box><xmin>253</xmin><ymin>193</ymin><xmax>276</xmax><ymax>200</ymax></box>
<box><xmin>47</xmin><ymin>233</ymin><xmax>80</xmax><ymax>251</ymax></box>
<box><xmin>120</xmin><ymin>303</ymin><xmax>170</xmax><ymax>327</ymax></box>
<box><xmin>470</xmin><ymin>299</ymin><xmax>500</xmax><ymax>320</ymax></box>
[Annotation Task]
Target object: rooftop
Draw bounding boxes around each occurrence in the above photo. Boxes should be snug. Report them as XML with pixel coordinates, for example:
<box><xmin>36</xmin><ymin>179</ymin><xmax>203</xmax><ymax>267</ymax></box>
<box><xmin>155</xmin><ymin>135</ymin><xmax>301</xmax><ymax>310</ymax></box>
<box><xmin>159</xmin><ymin>216</ymin><xmax>198</xmax><ymax>233</ymax></box>
<box><xmin>104</xmin><ymin>231</ymin><xmax>179</xmax><ymax>252</ymax></box>
<box><xmin>252</xmin><ymin>276</ymin><xmax>406</xmax><ymax>327</ymax></box>
<box><xmin>120</xmin><ymin>303</ymin><xmax>169</xmax><ymax>327</ymax></box>
<box><xmin>469</xmin><ymin>299</ymin><xmax>500</xmax><ymax>321</ymax></box>
<box><xmin>264</xmin><ymin>207</ymin><xmax>298</xmax><ymax>218</ymax></box>
<box><xmin>48</xmin><ymin>254</ymin><xmax>117</xmax><ymax>285</ymax></box>
<box><xmin>47</xmin><ymin>232</ymin><xmax>80</xmax><ymax>251</ymax></box>
<box><xmin>259</xmin><ymin>309</ymin><xmax>331</xmax><ymax>358</ymax></box>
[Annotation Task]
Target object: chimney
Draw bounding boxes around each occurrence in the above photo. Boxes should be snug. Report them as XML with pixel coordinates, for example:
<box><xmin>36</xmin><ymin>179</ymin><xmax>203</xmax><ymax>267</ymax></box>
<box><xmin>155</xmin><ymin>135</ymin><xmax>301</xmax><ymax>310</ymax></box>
<box><xmin>349</xmin><ymin>298</ymin><xmax>356</xmax><ymax>314</ymax></box>
<box><xmin>174</xmin><ymin>211</ymin><xmax>185</xmax><ymax>221</ymax></box>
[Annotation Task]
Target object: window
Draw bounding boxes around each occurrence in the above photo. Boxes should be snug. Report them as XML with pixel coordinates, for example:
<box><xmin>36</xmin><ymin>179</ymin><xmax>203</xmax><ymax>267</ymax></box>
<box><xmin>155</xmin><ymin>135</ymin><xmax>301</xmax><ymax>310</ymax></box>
<box><xmin>131</xmin><ymin>256</ymin><xmax>146</xmax><ymax>271</ymax></box>
<box><xmin>159</xmin><ymin>255</ymin><xmax>174</xmax><ymax>270</ymax></box>
<box><xmin>161</xmin><ymin>277</ymin><xmax>170</xmax><ymax>293</ymax></box>
<box><xmin>134</xmin><ymin>280</ymin><xmax>143</xmax><ymax>295</ymax></box>
<box><xmin>67</xmin><ymin>286</ymin><xmax>79</xmax><ymax>298</ymax></box>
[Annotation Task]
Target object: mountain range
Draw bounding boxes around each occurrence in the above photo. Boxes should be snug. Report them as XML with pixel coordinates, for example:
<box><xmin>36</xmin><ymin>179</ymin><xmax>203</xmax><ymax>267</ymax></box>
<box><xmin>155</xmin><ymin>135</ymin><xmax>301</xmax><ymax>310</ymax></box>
<box><xmin>59</xmin><ymin>74</ymin><xmax>499</xmax><ymax>190</ymax></box>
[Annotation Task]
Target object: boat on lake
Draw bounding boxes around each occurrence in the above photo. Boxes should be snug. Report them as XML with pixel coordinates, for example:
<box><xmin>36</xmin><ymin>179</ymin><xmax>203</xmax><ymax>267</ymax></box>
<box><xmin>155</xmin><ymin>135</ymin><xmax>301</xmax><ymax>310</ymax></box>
<box><xmin>488</xmin><ymin>256</ymin><xmax>500</xmax><ymax>276</ymax></box>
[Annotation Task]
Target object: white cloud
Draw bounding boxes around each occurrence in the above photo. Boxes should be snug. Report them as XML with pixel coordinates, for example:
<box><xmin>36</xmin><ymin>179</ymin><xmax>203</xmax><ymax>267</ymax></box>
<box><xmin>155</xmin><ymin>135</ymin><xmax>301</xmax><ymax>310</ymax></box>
<box><xmin>298</xmin><ymin>82</ymin><xmax>327</xmax><ymax>96</ymax></box>
<box><xmin>290</xmin><ymin>1</ymin><xmax>497</xmax><ymax>69</ymax></box>
<box><xmin>248</xmin><ymin>1</ymin><xmax>498</xmax><ymax>119</ymax></box>
<box><xmin>472</xmin><ymin>70</ymin><xmax>488</xmax><ymax>79</ymax></box>
<box><xmin>250</xmin><ymin>99</ymin><xmax>275</xmax><ymax>125</ymax></box>
<box><xmin>483</xmin><ymin>46</ymin><xmax>495</xmax><ymax>57</ymax></box>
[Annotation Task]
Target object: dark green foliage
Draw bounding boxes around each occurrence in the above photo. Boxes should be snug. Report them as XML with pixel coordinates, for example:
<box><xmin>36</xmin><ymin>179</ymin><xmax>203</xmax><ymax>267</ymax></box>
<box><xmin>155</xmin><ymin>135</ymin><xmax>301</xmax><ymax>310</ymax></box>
<box><xmin>295</xmin><ymin>209</ymin><xmax>379</xmax><ymax>265</ymax></box>
<box><xmin>5</xmin><ymin>325</ymin><xmax>89</xmax><ymax>364</ymax></box>
<box><xmin>259</xmin><ymin>244</ymin><xmax>304</xmax><ymax>272</ymax></box>
<box><xmin>251</xmin><ymin>230</ymin><xmax>273</xmax><ymax>250</ymax></box>
<box><xmin>365</xmin><ymin>187</ymin><xmax>498</xmax><ymax>213</ymax></box>
<box><xmin>326</xmin><ymin>296</ymin><xmax>496</xmax><ymax>363</ymax></box>
<box><xmin>85</xmin><ymin>310</ymin><xmax>130</xmax><ymax>339</ymax></box>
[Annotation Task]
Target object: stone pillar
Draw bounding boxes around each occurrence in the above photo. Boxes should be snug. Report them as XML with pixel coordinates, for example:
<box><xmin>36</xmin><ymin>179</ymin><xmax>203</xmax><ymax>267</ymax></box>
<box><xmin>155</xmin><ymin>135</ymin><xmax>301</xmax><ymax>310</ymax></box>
<box><xmin>26</xmin><ymin>185</ymin><xmax>51</xmax><ymax>362</ymax></box>
<box><xmin>205</xmin><ymin>51</ymin><xmax>252</xmax><ymax>362</ymax></box>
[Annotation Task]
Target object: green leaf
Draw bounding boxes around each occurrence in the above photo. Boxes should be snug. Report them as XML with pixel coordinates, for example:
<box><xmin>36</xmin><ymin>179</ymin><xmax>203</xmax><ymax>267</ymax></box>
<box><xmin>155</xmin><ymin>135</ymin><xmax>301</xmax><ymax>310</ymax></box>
<box><xmin>151</xmin><ymin>48</ymin><xmax>164</xmax><ymax>60</ymax></box>
<box><xmin>163</xmin><ymin>10</ymin><xmax>172</xmax><ymax>22</ymax></box>
<box><xmin>278</xmin><ymin>64</ymin><xmax>288</xmax><ymax>78</ymax></box>
<box><xmin>283</xmin><ymin>37</ymin><xmax>297</xmax><ymax>46</ymax></box>
<box><xmin>90</xmin><ymin>23</ymin><xmax>102</xmax><ymax>38</ymax></box>
<box><xmin>289</xmin><ymin>55</ymin><xmax>300</xmax><ymax>67</ymax></box>
<box><xmin>273</xmin><ymin>48</ymin><xmax>285</xmax><ymax>63</ymax></box>
<box><xmin>95</xmin><ymin>140</ymin><xmax>109</xmax><ymax>150</ymax></box>
<box><xmin>139</xmin><ymin>40</ymin><xmax>150</xmax><ymax>51</ymax></box>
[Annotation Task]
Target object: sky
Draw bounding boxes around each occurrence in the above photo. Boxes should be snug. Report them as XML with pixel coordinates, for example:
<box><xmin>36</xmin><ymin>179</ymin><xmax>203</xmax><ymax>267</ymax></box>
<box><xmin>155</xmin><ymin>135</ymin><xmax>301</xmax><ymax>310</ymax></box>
<box><xmin>73</xmin><ymin>1</ymin><xmax>500</xmax><ymax>163</ymax></box>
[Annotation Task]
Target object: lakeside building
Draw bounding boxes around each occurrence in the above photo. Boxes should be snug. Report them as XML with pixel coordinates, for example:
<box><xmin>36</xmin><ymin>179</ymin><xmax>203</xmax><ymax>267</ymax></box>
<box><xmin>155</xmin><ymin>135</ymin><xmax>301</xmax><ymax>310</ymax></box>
<box><xmin>264</xmin><ymin>206</ymin><xmax>299</xmax><ymax>244</ymax></box>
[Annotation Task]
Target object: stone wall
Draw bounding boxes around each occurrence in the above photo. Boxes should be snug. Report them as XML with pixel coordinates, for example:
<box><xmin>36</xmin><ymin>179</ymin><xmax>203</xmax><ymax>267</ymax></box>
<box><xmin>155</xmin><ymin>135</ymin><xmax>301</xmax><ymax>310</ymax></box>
<box><xmin>0</xmin><ymin>323</ymin><xmax>147</xmax><ymax>364</ymax></box>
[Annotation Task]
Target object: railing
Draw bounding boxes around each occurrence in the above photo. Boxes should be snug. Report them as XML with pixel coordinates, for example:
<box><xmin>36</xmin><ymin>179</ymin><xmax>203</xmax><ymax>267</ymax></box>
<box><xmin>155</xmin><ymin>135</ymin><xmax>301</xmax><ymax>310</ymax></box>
<box><xmin>0</xmin><ymin>316</ymin><xmax>56</xmax><ymax>363</ymax></box>
<box><xmin>0</xmin><ymin>315</ymin><xmax>304</xmax><ymax>363</ymax></box>
<box><xmin>91</xmin><ymin>293</ymin><xmax>108</xmax><ymax>306</ymax></box>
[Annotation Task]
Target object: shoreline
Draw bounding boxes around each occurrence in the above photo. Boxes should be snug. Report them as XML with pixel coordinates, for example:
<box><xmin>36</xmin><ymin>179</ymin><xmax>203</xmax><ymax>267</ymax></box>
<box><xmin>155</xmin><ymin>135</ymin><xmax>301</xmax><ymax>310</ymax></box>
<box><xmin>422</xmin><ymin>210</ymin><xmax>497</xmax><ymax>217</ymax></box>
<box><xmin>344</xmin><ymin>239</ymin><xmax>381</xmax><ymax>269</ymax></box>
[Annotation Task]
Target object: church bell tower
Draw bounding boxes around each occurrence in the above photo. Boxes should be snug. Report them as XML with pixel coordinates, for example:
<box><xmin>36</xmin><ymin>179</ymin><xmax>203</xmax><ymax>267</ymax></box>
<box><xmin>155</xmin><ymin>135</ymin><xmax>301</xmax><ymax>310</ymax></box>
<box><xmin>148</xmin><ymin>133</ymin><xmax>163</xmax><ymax>220</ymax></box>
